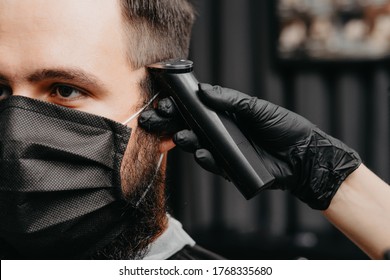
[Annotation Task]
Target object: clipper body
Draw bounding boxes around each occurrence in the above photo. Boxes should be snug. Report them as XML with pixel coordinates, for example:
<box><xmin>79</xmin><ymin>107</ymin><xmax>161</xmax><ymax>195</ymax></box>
<box><xmin>147</xmin><ymin>59</ymin><xmax>274</xmax><ymax>199</ymax></box>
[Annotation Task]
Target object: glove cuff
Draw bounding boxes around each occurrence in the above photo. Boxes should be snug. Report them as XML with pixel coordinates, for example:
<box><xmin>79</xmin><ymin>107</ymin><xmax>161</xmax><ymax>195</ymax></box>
<box><xmin>291</xmin><ymin>128</ymin><xmax>362</xmax><ymax>210</ymax></box>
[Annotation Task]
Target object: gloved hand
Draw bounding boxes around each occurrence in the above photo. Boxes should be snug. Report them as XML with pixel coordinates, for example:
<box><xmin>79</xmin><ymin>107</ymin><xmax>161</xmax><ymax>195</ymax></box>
<box><xmin>139</xmin><ymin>83</ymin><xmax>361</xmax><ymax>210</ymax></box>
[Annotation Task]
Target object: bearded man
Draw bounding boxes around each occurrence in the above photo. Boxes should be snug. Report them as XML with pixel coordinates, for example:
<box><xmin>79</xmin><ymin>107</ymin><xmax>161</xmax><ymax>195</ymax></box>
<box><xmin>0</xmin><ymin>0</ymin><xmax>223</xmax><ymax>260</ymax></box>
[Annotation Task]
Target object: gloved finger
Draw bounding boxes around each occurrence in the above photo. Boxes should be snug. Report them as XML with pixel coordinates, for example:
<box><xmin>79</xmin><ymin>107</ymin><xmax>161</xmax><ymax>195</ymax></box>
<box><xmin>138</xmin><ymin>109</ymin><xmax>185</xmax><ymax>136</ymax></box>
<box><xmin>173</xmin><ymin>129</ymin><xmax>201</xmax><ymax>153</ymax></box>
<box><xmin>199</xmin><ymin>83</ymin><xmax>290</xmax><ymax>127</ymax></box>
<box><xmin>198</xmin><ymin>83</ymin><xmax>257</xmax><ymax>117</ymax></box>
<box><xmin>198</xmin><ymin>83</ymin><xmax>313</xmax><ymax>145</ymax></box>
<box><xmin>194</xmin><ymin>149</ymin><xmax>224</xmax><ymax>176</ymax></box>
<box><xmin>156</xmin><ymin>97</ymin><xmax>181</xmax><ymax>118</ymax></box>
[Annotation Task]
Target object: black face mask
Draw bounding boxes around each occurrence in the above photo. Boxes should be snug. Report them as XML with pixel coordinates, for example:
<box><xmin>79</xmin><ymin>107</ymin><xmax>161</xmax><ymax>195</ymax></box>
<box><xmin>0</xmin><ymin>96</ymin><xmax>140</xmax><ymax>259</ymax></box>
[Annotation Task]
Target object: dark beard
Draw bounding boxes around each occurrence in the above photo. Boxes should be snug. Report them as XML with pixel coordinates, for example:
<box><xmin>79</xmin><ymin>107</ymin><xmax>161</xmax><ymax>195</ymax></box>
<box><xmin>89</xmin><ymin>127</ymin><xmax>167</xmax><ymax>260</ymax></box>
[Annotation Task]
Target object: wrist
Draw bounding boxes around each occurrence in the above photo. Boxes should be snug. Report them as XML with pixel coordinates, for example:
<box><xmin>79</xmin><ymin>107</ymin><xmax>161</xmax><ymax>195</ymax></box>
<box><xmin>323</xmin><ymin>164</ymin><xmax>390</xmax><ymax>259</ymax></box>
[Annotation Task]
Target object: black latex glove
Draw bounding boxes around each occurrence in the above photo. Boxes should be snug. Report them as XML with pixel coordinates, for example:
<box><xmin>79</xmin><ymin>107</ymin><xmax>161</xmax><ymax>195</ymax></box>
<box><xmin>139</xmin><ymin>84</ymin><xmax>361</xmax><ymax>210</ymax></box>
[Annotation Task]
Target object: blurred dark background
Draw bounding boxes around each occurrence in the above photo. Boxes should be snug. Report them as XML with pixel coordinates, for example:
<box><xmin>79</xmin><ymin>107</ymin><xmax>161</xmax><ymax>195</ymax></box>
<box><xmin>166</xmin><ymin>0</ymin><xmax>390</xmax><ymax>260</ymax></box>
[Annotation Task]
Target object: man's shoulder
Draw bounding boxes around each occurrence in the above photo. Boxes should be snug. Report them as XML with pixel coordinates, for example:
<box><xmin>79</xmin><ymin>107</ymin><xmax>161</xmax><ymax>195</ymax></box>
<box><xmin>168</xmin><ymin>244</ymin><xmax>226</xmax><ymax>260</ymax></box>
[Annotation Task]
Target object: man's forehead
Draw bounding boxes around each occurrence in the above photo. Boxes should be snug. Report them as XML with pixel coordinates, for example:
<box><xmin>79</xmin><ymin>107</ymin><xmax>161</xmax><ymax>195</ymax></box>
<box><xmin>0</xmin><ymin>0</ymin><xmax>133</xmax><ymax>78</ymax></box>
<box><xmin>0</xmin><ymin>0</ymin><xmax>123</xmax><ymax>33</ymax></box>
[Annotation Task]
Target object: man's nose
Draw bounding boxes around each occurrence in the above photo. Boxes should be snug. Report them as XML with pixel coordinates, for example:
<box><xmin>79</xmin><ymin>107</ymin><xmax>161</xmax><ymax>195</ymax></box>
<box><xmin>10</xmin><ymin>87</ymin><xmax>40</xmax><ymax>100</ymax></box>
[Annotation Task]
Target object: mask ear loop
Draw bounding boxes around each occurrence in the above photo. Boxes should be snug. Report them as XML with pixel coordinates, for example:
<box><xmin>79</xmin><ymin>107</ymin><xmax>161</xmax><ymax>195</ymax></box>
<box><xmin>122</xmin><ymin>92</ymin><xmax>162</xmax><ymax>207</ymax></box>
<box><xmin>122</xmin><ymin>93</ymin><xmax>160</xmax><ymax>125</ymax></box>
<box><xmin>135</xmin><ymin>153</ymin><xmax>164</xmax><ymax>208</ymax></box>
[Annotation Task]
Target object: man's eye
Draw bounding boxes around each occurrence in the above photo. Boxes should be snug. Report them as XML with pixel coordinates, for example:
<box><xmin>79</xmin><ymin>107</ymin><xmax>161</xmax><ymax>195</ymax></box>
<box><xmin>51</xmin><ymin>85</ymin><xmax>83</xmax><ymax>99</ymax></box>
<box><xmin>0</xmin><ymin>86</ymin><xmax>12</xmax><ymax>101</ymax></box>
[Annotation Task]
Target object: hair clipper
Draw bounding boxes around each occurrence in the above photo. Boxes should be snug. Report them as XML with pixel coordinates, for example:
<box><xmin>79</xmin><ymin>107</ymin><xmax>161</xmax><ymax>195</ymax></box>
<box><xmin>147</xmin><ymin>59</ymin><xmax>275</xmax><ymax>199</ymax></box>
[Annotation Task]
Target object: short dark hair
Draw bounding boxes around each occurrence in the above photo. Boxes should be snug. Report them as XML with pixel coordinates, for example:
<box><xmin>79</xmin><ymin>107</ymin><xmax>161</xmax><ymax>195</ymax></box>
<box><xmin>120</xmin><ymin>0</ymin><xmax>196</xmax><ymax>69</ymax></box>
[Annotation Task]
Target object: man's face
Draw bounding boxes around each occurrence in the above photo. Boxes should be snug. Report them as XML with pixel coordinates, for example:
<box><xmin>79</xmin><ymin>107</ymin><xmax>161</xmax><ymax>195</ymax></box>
<box><xmin>0</xmin><ymin>0</ymin><xmax>144</xmax><ymax>122</ymax></box>
<box><xmin>0</xmin><ymin>0</ymin><xmax>167</xmax><ymax>259</ymax></box>
<box><xmin>0</xmin><ymin>0</ymin><xmax>151</xmax><ymax>186</ymax></box>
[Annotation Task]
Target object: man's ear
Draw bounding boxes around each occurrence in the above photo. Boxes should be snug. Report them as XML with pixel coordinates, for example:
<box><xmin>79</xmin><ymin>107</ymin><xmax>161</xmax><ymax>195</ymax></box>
<box><xmin>159</xmin><ymin>137</ymin><xmax>176</xmax><ymax>153</ymax></box>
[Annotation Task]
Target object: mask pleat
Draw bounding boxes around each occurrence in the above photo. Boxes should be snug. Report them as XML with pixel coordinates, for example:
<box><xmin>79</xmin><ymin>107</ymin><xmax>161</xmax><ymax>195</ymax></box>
<box><xmin>0</xmin><ymin>96</ymin><xmax>132</xmax><ymax>258</ymax></box>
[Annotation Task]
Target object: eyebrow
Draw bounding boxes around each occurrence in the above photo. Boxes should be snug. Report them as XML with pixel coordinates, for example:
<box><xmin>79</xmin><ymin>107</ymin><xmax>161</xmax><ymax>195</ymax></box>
<box><xmin>26</xmin><ymin>68</ymin><xmax>108</xmax><ymax>91</ymax></box>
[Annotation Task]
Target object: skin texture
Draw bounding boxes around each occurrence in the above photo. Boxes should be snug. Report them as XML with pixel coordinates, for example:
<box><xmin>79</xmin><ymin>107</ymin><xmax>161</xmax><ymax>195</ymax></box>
<box><xmin>0</xmin><ymin>0</ymin><xmax>174</xmax><ymax>258</ymax></box>
<box><xmin>0</xmin><ymin>0</ymin><xmax>139</xmax><ymax>118</ymax></box>
<box><xmin>324</xmin><ymin>164</ymin><xmax>390</xmax><ymax>259</ymax></box>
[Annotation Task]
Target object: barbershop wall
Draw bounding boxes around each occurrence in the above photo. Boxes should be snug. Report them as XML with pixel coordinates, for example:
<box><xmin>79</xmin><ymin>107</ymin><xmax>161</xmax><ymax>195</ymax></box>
<box><xmin>167</xmin><ymin>0</ymin><xmax>390</xmax><ymax>259</ymax></box>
